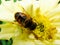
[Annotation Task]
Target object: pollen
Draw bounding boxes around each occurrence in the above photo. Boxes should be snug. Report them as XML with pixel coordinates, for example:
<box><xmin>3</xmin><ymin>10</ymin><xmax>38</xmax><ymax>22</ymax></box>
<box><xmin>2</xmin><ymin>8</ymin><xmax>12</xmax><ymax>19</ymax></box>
<box><xmin>32</xmin><ymin>14</ymin><xmax>57</xmax><ymax>41</ymax></box>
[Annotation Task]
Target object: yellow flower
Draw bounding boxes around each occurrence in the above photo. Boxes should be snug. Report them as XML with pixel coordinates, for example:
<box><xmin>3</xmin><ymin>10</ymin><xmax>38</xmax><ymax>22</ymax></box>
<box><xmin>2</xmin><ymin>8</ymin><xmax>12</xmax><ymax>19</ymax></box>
<box><xmin>0</xmin><ymin>0</ymin><xmax>60</xmax><ymax>45</ymax></box>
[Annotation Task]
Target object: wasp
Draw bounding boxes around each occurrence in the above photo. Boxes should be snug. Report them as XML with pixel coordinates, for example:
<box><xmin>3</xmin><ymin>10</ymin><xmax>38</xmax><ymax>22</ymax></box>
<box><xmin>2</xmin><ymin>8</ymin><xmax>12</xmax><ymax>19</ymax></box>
<box><xmin>14</xmin><ymin>12</ymin><xmax>57</xmax><ymax>41</ymax></box>
<box><xmin>2</xmin><ymin>5</ymin><xmax>56</xmax><ymax>41</ymax></box>
<box><xmin>15</xmin><ymin>12</ymin><xmax>37</xmax><ymax>30</ymax></box>
<box><xmin>14</xmin><ymin>12</ymin><xmax>45</xmax><ymax>40</ymax></box>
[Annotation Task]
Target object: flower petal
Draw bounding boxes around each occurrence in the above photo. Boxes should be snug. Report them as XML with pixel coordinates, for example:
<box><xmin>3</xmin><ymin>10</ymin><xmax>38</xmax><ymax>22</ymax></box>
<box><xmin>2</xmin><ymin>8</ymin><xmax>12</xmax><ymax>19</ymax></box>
<box><xmin>39</xmin><ymin>0</ymin><xmax>59</xmax><ymax>14</ymax></box>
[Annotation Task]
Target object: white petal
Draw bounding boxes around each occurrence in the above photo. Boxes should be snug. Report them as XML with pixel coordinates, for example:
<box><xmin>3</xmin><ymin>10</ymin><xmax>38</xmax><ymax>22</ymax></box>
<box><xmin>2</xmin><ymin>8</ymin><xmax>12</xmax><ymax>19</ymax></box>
<box><xmin>39</xmin><ymin>0</ymin><xmax>59</xmax><ymax>14</ymax></box>
<box><xmin>0</xmin><ymin>1</ymin><xmax>23</xmax><ymax>21</ymax></box>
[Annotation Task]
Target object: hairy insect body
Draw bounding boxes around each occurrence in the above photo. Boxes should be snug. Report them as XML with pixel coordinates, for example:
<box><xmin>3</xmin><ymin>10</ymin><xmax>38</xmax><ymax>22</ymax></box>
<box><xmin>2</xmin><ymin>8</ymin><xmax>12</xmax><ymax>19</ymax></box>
<box><xmin>15</xmin><ymin>12</ymin><xmax>37</xmax><ymax>30</ymax></box>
